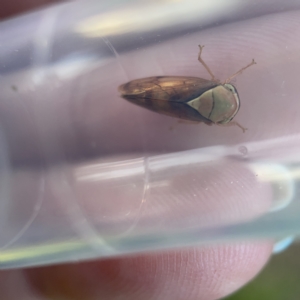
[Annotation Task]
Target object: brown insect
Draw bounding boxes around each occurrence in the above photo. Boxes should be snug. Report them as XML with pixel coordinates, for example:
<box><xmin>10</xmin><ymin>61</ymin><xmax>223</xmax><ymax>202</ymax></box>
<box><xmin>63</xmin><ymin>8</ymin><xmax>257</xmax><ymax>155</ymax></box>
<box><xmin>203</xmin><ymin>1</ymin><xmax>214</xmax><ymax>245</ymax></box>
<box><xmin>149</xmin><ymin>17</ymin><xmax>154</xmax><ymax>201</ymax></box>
<box><xmin>119</xmin><ymin>45</ymin><xmax>256</xmax><ymax>132</ymax></box>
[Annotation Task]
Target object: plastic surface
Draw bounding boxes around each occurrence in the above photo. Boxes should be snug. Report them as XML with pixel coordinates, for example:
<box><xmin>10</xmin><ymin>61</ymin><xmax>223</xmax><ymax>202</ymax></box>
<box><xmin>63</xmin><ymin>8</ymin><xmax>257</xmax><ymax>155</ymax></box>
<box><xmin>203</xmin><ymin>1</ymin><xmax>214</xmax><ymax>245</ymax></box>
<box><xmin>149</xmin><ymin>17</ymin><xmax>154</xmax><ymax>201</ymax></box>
<box><xmin>0</xmin><ymin>0</ymin><xmax>300</xmax><ymax>269</ymax></box>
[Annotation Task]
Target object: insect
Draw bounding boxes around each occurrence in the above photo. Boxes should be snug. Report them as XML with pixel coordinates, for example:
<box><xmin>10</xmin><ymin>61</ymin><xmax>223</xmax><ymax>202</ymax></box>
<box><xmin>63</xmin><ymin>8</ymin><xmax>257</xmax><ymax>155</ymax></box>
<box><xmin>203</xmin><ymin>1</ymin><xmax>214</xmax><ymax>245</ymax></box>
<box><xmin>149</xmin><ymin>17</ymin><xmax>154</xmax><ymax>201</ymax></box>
<box><xmin>119</xmin><ymin>45</ymin><xmax>256</xmax><ymax>132</ymax></box>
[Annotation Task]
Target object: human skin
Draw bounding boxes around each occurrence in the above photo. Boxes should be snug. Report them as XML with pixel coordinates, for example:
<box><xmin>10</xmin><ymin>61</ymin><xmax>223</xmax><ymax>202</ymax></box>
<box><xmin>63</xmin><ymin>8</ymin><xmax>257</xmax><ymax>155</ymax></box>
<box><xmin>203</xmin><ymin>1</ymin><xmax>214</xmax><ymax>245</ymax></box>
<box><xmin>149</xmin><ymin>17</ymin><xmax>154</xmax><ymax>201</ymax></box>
<box><xmin>1</xmin><ymin>1</ymin><xmax>300</xmax><ymax>299</ymax></box>
<box><xmin>0</xmin><ymin>0</ymin><xmax>62</xmax><ymax>20</ymax></box>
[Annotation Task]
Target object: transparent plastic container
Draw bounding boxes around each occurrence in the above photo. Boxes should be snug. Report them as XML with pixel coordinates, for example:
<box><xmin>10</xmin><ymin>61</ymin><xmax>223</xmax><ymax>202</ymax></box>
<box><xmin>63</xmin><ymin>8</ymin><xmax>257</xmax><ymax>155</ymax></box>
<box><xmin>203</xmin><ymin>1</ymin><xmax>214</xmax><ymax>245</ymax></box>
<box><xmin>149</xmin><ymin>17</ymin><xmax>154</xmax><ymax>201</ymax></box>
<box><xmin>0</xmin><ymin>0</ymin><xmax>300</xmax><ymax>269</ymax></box>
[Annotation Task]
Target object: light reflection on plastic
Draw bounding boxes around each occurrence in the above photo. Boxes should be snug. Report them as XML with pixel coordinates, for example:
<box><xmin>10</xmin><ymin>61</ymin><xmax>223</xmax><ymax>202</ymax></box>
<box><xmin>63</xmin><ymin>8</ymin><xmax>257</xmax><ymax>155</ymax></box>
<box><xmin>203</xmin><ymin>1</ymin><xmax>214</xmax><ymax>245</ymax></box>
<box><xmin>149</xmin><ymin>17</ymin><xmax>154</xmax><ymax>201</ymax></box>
<box><xmin>75</xmin><ymin>158</ymin><xmax>145</xmax><ymax>181</ymax></box>
<box><xmin>75</xmin><ymin>0</ymin><xmax>240</xmax><ymax>37</ymax></box>
<box><xmin>249</xmin><ymin>163</ymin><xmax>294</xmax><ymax>212</ymax></box>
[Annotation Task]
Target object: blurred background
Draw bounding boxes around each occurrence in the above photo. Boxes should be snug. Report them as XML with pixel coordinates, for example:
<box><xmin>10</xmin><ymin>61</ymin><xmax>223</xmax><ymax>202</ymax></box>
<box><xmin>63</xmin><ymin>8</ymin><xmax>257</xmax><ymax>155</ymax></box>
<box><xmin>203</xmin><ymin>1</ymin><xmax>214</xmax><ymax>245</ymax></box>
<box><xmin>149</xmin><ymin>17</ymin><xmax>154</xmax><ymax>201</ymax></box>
<box><xmin>226</xmin><ymin>242</ymin><xmax>300</xmax><ymax>299</ymax></box>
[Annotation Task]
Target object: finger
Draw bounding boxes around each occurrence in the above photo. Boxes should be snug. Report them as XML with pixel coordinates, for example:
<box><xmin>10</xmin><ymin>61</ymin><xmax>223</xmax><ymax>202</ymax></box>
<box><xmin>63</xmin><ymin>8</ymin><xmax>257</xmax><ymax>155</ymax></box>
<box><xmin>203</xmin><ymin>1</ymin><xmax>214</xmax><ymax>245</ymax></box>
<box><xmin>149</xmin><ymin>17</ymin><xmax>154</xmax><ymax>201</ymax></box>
<box><xmin>20</xmin><ymin>242</ymin><xmax>272</xmax><ymax>300</ymax></box>
<box><xmin>1</xmin><ymin>0</ymin><xmax>63</xmax><ymax>20</ymax></box>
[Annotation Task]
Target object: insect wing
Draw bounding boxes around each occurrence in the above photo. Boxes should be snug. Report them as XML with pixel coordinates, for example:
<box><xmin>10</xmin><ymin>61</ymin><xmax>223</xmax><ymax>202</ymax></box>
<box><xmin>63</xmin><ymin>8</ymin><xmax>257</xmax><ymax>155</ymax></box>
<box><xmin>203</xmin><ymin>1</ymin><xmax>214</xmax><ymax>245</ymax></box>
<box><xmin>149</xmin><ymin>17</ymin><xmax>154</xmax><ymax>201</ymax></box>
<box><xmin>119</xmin><ymin>76</ymin><xmax>218</xmax><ymax>122</ymax></box>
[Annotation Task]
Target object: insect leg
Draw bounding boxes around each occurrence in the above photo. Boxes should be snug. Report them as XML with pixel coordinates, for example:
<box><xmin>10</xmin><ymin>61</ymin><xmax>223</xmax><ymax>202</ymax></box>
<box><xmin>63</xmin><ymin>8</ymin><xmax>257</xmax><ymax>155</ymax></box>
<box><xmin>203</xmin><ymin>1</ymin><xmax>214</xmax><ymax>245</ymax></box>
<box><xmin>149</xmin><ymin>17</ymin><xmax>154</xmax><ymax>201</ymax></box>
<box><xmin>177</xmin><ymin>119</ymin><xmax>201</xmax><ymax>125</ymax></box>
<box><xmin>224</xmin><ymin>59</ymin><xmax>256</xmax><ymax>84</ymax></box>
<box><xmin>198</xmin><ymin>45</ymin><xmax>217</xmax><ymax>82</ymax></box>
<box><xmin>217</xmin><ymin>121</ymin><xmax>247</xmax><ymax>133</ymax></box>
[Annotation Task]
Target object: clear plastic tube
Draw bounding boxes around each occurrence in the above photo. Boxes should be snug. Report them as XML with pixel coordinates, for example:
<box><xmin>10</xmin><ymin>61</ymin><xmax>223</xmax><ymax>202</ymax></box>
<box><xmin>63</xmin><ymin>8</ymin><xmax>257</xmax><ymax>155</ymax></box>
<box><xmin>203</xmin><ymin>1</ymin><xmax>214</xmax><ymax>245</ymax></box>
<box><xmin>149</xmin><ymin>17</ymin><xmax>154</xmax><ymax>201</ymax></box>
<box><xmin>0</xmin><ymin>0</ymin><xmax>300</xmax><ymax>269</ymax></box>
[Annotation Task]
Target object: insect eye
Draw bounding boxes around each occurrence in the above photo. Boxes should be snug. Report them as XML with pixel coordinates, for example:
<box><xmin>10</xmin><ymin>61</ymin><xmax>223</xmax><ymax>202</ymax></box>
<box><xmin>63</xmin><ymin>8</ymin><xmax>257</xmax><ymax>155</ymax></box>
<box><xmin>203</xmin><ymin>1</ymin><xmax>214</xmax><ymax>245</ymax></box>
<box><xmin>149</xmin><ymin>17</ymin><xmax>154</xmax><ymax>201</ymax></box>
<box><xmin>225</xmin><ymin>84</ymin><xmax>234</xmax><ymax>92</ymax></box>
